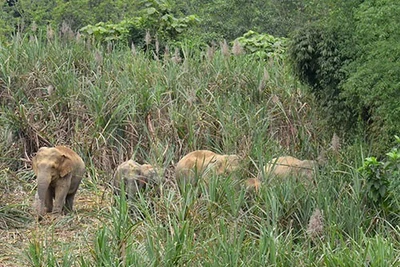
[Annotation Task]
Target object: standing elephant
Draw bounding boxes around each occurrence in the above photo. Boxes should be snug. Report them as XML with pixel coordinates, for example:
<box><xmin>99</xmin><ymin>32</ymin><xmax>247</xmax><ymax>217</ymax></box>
<box><xmin>32</xmin><ymin>146</ymin><xmax>85</xmax><ymax>219</ymax></box>
<box><xmin>113</xmin><ymin>160</ymin><xmax>159</xmax><ymax>197</ymax></box>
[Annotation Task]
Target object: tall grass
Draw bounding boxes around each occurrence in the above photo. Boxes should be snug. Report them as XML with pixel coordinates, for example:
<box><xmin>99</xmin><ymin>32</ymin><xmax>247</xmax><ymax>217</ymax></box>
<box><xmin>1</xmin><ymin>33</ymin><xmax>399</xmax><ymax>266</ymax></box>
<box><xmin>0</xmin><ymin>32</ymin><xmax>320</xmax><ymax>174</ymax></box>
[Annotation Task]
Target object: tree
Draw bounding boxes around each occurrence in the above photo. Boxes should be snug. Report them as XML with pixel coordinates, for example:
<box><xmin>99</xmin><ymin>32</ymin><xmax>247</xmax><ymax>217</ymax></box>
<box><xmin>341</xmin><ymin>0</ymin><xmax>400</xmax><ymax>150</ymax></box>
<box><xmin>288</xmin><ymin>0</ymin><xmax>400</xmax><ymax>152</ymax></box>
<box><xmin>174</xmin><ymin>0</ymin><xmax>312</xmax><ymax>42</ymax></box>
<box><xmin>0</xmin><ymin>0</ymin><xmax>140</xmax><ymax>37</ymax></box>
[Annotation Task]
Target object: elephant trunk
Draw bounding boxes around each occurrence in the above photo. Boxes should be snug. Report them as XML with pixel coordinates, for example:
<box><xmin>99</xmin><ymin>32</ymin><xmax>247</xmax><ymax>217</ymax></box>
<box><xmin>37</xmin><ymin>172</ymin><xmax>51</xmax><ymax>216</ymax></box>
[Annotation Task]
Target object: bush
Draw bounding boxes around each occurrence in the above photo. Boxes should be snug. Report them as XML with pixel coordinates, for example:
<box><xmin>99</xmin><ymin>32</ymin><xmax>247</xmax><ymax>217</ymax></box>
<box><xmin>358</xmin><ymin>136</ymin><xmax>400</xmax><ymax>215</ymax></box>
<box><xmin>341</xmin><ymin>0</ymin><xmax>400</xmax><ymax>151</ymax></box>
<box><xmin>79</xmin><ymin>1</ymin><xmax>199</xmax><ymax>51</ymax></box>
<box><xmin>288</xmin><ymin>0</ymin><xmax>400</xmax><ymax>153</ymax></box>
<box><xmin>234</xmin><ymin>30</ymin><xmax>287</xmax><ymax>61</ymax></box>
<box><xmin>288</xmin><ymin>23</ymin><xmax>355</xmax><ymax>133</ymax></box>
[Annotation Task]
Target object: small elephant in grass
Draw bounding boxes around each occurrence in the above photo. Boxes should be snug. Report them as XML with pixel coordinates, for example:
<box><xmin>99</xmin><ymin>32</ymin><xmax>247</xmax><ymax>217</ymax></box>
<box><xmin>175</xmin><ymin>150</ymin><xmax>240</xmax><ymax>186</ymax></box>
<box><xmin>113</xmin><ymin>160</ymin><xmax>159</xmax><ymax>198</ymax></box>
<box><xmin>264</xmin><ymin>156</ymin><xmax>317</xmax><ymax>183</ymax></box>
<box><xmin>32</xmin><ymin>146</ymin><xmax>85</xmax><ymax>220</ymax></box>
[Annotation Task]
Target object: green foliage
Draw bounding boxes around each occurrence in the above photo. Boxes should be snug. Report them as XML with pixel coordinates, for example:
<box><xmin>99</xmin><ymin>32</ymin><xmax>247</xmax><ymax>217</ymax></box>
<box><xmin>79</xmin><ymin>0</ymin><xmax>199</xmax><ymax>47</ymax></box>
<box><xmin>175</xmin><ymin>0</ymin><xmax>311</xmax><ymax>42</ymax></box>
<box><xmin>79</xmin><ymin>18</ymin><xmax>143</xmax><ymax>44</ymax></box>
<box><xmin>17</xmin><ymin>0</ymin><xmax>58</xmax><ymax>27</ymax></box>
<box><xmin>341</xmin><ymin>0</ymin><xmax>400</xmax><ymax>151</ymax></box>
<box><xmin>139</xmin><ymin>0</ymin><xmax>199</xmax><ymax>38</ymax></box>
<box><xmin>288</xmin><ymin>0</ymin><xmax>399</xmax><ymax>152</ymax></box>
<box><xmin>0</xmin><ymin>204</ymin><xmax>32</xmax><ymax>229</ymax></box>
<box><xmin>235</xmin><ymin>30</ymin><xmax>287</xmax><ymax>61</ymax></box>
<box><xmin>0</xmin><ymin>1</ymin><xmax>20</xmax><ymax>40</ymax></box>
<box><xmin>359</xmin><ymin>157</ymin><xmax>388</xmax><ymax>204</ymax></box>
<box><xmin>0</xmin><ymin>0</ymin><xmax>140</xmax><ymax>38</ymax></box>
<box><xmin>26</xmin><ymin>234</ymin><xmax>74</xmax><ymax>267</ymax></box>
<box><xmin>288</xmin><ymin>23</ymin><xmax>356</xmax><ymax>133</ymax></box>
<box><xmin>79</xmin><ymin>168</ymin><xmax>399</xmax><ymax>266</ymax></box>
<box><xmin>2</xmin><ymin>1</ymin><xmax>400</xmax><ymax>265</ymax></box>
<box><xmin>0</xmin><ymin>32</ymin><xmax>316</xmax><ymax>172</ymax></box>
<box><xmin>358</xmin><ymin>136</ymin><xmax>400</xmax><ymax>213</ymax></box>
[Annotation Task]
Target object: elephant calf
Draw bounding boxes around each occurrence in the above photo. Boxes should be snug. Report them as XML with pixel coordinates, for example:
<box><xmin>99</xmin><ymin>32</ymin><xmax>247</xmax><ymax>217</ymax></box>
<box><xmin>32</xmin><ymin>146</ymin><xmax>85</xmax><ymax>219</ymax></box>
<box><xmin>264</xmin><ymin>156</ymin><xmax>317</xmax><ymax>182</ymax></box>
<box><xmin>175</xmin><ymin>150</ymin><xmax>240</xmax><ymax>186</ymax></box>
<box><xmin>113</xmin><ymin>160</ymin><xmax>159</xmax><ymax>197</ymax></box>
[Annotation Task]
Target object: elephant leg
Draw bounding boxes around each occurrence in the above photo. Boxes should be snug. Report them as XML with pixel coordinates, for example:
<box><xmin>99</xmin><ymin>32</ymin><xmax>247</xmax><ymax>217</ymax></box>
<box><xmin>64</xmin><ymin>192</ymin><xmax>76</xmax><ymax>214</ymax></box>
<box><xmin>45</xmin><ymin>187</ymin><xmax>55</xmax><ymax>213</ymax></box>
<box><xmin>53</xmin><ymin>179</ymin><xmax>71</xmax><ymax>214</ymax></box>
<box><xmin>126</xmin><ymin>178</ymin><xmax>139</xmax><ymax>197</ymax></box>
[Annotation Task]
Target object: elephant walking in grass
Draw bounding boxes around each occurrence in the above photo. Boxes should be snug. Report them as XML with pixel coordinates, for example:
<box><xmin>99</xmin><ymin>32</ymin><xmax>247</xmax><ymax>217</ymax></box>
<box><xmin>113</xmin><ymin>160</ymin><xmax>159</xmax><ymax>198</ymax></box>
<box><xmin>175</xmin><ymin>150</ymin><xmax>240</xmax><ymax>186</ymax></box>
<box><xmin>32</xmin><ymin>146</ymin><xmax>85</xmax><ymax>220</ymax></box>
<box><xmin>264</xmin><ymin>156</ymin><xmax>317</xmax><ymax>183</ymax></box>
<box><xmin>113</xmin><ymin>160</ymin><xmax>160</xmax><ymax>219</ymax></box>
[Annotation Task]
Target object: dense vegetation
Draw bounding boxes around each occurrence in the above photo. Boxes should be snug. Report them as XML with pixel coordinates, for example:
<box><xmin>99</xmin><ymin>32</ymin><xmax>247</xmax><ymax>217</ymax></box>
<box><xmin>0</xmin><ymin>0</ymin><xmax>399</xmax><ymax>266</ymax></box>
<box><xmin>288</xmin><ymin>0</ymin><xmax>400</xmax><ymax>152</ymax></box>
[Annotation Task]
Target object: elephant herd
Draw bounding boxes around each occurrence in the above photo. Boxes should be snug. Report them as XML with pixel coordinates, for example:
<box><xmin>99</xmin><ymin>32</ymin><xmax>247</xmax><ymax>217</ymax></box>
<box><xmin>32</xmin><ymin>145</ymin><xmax>318</xmax><ymax>221</ymax></box>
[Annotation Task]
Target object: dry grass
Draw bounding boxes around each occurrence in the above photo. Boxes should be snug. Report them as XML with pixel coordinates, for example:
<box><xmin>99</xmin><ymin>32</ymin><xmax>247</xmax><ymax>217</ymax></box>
<box><xmin>0</xmin><ymin>183</ymin><xmax>109</xmax><ymax>267</ymax></box>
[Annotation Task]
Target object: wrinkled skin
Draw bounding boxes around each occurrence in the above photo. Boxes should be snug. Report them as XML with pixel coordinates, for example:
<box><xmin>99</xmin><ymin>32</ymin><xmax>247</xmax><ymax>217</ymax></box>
<box><xmin>264</xmin><ymin>156</ymin><xmax>317</xmax><ymax>181</ymax></box>
<box><xmin>113</xmin><ymin>160</ymin><xmax>159</xmax><ymax>197</ymax></box>
<box><xmin>32</xmin><ymin>146</ymin><xmax>85</xmax><ymax>220</ymax></box>
<box><xmin>175</xmin><ymin>150</ymin><xmax>240</xmax><ymax>185</ymax></box>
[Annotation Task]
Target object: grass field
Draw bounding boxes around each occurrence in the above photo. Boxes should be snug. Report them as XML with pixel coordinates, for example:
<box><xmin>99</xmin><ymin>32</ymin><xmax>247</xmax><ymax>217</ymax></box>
<box><xmin>0</xmin><ymin>33</ymin><xmax>399</xmax><ymax>266</ymax></box>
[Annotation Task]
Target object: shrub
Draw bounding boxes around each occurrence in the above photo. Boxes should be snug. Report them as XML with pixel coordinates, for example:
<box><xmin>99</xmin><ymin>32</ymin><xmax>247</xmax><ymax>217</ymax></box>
<box><xmin>340</xmin><ymin>0</ymin><xmax>400</xmax><ymax>152</ymax></box>
<box><xmin>234</xmin><ymin>30</ymin><xmax>287</xmax><ymax>61</ymax></box>
<box><xmin>358</xmin><ymin>136</ymin><xmax>400</xmax><ymax>214</ymax></box>
<box><xmin>79</xmin><ymin>0</ymin><xmax>199</xmax><ymax>48</ymax></box>
<box><xmin>79</xmin><ymin>19</ymin><xmax>144</xmax><ymax>44</ymax></box>
<box><xmin>288</xmin><ymin>0</ymin><xmax>400</xmax><ymax>153</ymax></box>
<box><xmin>288</xmin><ymin>23</ymin><xmax>355</xmax><ymax>133</ymax></box>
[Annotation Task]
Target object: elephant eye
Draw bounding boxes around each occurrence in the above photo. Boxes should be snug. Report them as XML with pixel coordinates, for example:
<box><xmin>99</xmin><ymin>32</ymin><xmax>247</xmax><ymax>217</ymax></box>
<box><xmin>50</xmin><ymin>162</ymin><xmax>57</xmax><ymax>169</ymax></box>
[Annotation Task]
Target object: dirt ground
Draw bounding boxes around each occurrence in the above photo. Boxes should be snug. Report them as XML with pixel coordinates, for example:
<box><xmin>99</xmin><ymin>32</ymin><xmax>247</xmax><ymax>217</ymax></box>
<box><xmin>0</xmin><ymin>184</ymin><xmax>110</xmax><ymax>267</ymax></box>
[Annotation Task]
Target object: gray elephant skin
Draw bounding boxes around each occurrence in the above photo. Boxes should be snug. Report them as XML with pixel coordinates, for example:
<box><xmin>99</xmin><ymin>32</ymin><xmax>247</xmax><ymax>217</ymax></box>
<box><xmin>32</xmin><ymin>146</ymin><xmax>85</xmax><ymax>219</ymax></box>
<box><xmin>113</xmin><ymin>160</ymin><xmax>158</xmax><ymax>198</ymax></box>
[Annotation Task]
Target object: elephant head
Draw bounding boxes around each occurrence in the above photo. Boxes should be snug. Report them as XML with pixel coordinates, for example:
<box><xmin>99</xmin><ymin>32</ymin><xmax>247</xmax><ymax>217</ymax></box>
<box><xmin>32</xmin><ymin>146</ymin><xmax>85</xmax><ymax>218</ymax></box>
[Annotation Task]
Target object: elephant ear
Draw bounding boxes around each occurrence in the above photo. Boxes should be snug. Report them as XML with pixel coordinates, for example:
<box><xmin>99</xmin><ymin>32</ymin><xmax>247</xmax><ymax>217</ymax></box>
<box><xmin>59</xmin><ymin>154</ymin><xmax>73</xmax><ymax>177</ymax></box>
